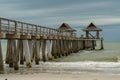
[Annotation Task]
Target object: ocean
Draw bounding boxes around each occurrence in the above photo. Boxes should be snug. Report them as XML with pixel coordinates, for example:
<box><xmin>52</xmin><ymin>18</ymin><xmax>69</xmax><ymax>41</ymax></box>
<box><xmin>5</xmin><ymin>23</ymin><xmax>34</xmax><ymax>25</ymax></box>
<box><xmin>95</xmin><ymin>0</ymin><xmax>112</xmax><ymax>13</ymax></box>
<box><xmin>1</xmin><ymin>41</ymin><xmax>120</xmax><ymax>75</ymax></box>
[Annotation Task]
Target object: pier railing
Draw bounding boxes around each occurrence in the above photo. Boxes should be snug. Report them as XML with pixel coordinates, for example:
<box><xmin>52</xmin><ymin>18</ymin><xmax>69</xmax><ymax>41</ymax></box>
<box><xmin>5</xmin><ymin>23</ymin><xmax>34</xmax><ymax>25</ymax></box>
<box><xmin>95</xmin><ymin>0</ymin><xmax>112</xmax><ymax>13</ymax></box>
<box><xmin>0</xmin><ymin>18</ymin><xmax>76</xmax><ymax>38</ymax></box>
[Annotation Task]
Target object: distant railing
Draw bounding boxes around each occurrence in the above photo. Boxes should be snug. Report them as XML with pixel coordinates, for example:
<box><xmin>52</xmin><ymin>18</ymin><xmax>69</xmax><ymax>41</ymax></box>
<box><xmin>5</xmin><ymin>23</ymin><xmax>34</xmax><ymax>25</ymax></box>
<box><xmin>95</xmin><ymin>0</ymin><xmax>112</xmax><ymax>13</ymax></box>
<box><xmin>0</xmin><ymin>18</ymin><xmax>76</xmax><ymax>37</ymax></box>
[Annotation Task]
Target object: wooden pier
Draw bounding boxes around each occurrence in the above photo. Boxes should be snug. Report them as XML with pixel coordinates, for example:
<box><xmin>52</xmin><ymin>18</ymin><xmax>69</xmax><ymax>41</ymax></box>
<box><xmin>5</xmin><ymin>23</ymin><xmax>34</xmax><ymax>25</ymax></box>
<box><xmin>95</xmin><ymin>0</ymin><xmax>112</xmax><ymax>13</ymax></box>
<box><xmin>0</xmin><ymin>18</ymin><xmax>104</xmax><ymax>73</ymax></box>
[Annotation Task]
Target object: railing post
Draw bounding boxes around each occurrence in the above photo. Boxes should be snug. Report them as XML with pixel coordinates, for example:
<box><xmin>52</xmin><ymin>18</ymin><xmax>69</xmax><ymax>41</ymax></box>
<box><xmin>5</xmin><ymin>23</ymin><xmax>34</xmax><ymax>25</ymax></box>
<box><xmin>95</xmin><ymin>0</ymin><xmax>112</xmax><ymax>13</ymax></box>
<box><xmin>8</xmin><ymin>20</ymin><xmax>10</xmax><ymax>33</ymax></box>
<box><xmin>61</xmin><ymin>30</ymin><xmax>63</xmax><ymax>36</ymax></box>
<box><xmin>57</xmin><ymin>30</ymin><xmax>59</xmax><ymax>36</ymax></box>
<box><xmin>59</xmin><ymin>30</ymin><xmax>61</xmax><ymax>36</ymax></box>
<box><xmin>40</xmin><ymin>26</ymin><xmax>41</xmax><ymax>36</ymax></box>
<box><xmin>45</xmin><ymin>28</ymin><xmax>48</xmax><ymax>35</ymax></box>
<box><xmin>27</xmin><ymin>24</ymin><xmax>28</xmax><ymax>34</ymax></box>
<box><xmin>21</xmin><ymin>23</ymin><xmax>23</xmax><ymax>34</ymax></box>
<box><xmin>0</xmin><ymin>18</ymin><xmax>1</xmax><ymax>33</ymax></box>
<box><xmin>38</xmin><ymin>26</ymin><xmax>40</xmax><ymax>35</ymax></box>
<box><xmin>52</xmin><ymin>29</ymin><xmax>54</xmax><ymax>36</ymax></box>
<box><xmin>47</xmin><ymin>28</ymin><xmax>49</xmax><ymax>36</ymax></box>
<box><xmin>49</xmin><ymin>28</ymin><xmax>51</xmax><ymax>36</ymax></box>
<box><xmin>36</xmin><ymin>26</ymin><xmax>38</xmax><ymax>34</ymax></box>
<box><xmin>43</xmin><ymin>28</ymin><xmax>45</xmax><ymax>36</ymax></box>
<box><xmin>15</xmin><ymin>21</ymin><xmax>17</xmax><ymax>33</ymax></box>
<box><xmin>32</xmin><ymin>25</ymin><xmax>33</xmax><ymax>35</ymax></box>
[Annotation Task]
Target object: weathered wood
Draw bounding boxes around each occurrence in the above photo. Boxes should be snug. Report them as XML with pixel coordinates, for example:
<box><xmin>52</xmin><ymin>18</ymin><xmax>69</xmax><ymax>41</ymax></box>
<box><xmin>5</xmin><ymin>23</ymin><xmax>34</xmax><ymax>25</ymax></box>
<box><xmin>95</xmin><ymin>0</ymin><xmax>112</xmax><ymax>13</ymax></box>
<box><xmin>44</xmin><ymin>40</ymin><xmax>48</xmax><ymax>61</ymax></box>
<box><xmin>92</xmin><ymin>40</ymin><xmax>95</xmax><ymax>50</ymax></box>
<box><xmin>56</xmin><ymin>39</ymin><xmax>61</xmax><ymax>58</ymax></box>
<box><xmin>60</xmin><ymin>40</ymin><xmax>64</xmax><ymax>56</ymax></box>
<box><xmin>5</xmin><ymin>40</ymin><xmax>10</xmax><ymax>64</ymax></box>
<box><xmin>79</xmin><ymin>40</ymin><xmax>83</xmax><ymax>50</ymax></box>
<box><xmin>42</xmin><ymin>40</ymin><xmax>47</xmax><ymax>62</ymax></box>
<box><xmin>69</xmin><ymin>40</ymin><xmax>72</xmax><ymax>53</ymax></box>
<box><xmin>46</xmin><ymin>40</ymin><xmax>53</xmax><ymax>60</ymax></box>
<box><xmin>39</xmin><ymin>40</ymin><xmax>43</xmax><ymax>61</ymax></box>
<box><xmin>97</xmin><ymin>31</ymin><xmax>99</xmax><ymax>39</ymax></box>
<box><xmin>0</xmin><ymin>40</ymin><xmax>4</xmax><ymax>73</ymax></box>
<box><xmin>36</xmin><ymin>40</ymin><xmax>40</xmax><ymax>61</ymax></box>
<box><xmin>76</xmin><ymin>40</ymin><xmax>80</xmax><ymax>52</ymax></box>
<box><xmin>82</xmin><ymin>40</ymin><xmax>85</xmax><ymax>49</ymax></box>
<box><xmin>0</xmin><ymin>32</ymin><xmax>6</xmax><ymax>38</ymax></box>
<box><xmin>0</xmin><ymin>19</ymin><xmax>1</xmax><ymax>33</ymax></box>
<box><xmin>100</xmin><ymin>39</ymin><xmax>104</xmax><ymax>50</ymax></box>
<box><xmin>73</xmin><ymin>41</ymin><xmax>76</xmax><ymax>52</ymax></box>
<box><xmin>32</xmin><ymin>40</ymin><xmax>35</xmax><ymax>62</ymax></box>
<box><xmin>28</xmin><ymin>40</ymin><xmax>34</xmax><ymax>62</ymax></box>
<box><xmin>70</xmin><ymin>40</ymin><xmax>73</xmax><ymax>53</ymax></box>
<box><xmin>13</xmin><ymin>40</ymin><xmax>19</xmax><ymax>70</ymax></box>
<box><xmin>16</xmin><ymin>40</ymin><xmax>20</xmax><ymax>62</ymax></box>
<box><xmin>65</xmin><ymin>40</ymin><xmax>69</xmax><ymax>55</ymax></box>
<box><xmin>69</xmin><ymin>40</ymin><xmax>73</xmax><ymax>53</ymax></box>
<box><xmin>52</xmin><ymin>40</ymin><xmax>57</xmax><ymax>59</ymax></box>
<box><xmin>19</xmin><ymin>40</ymin><xmax>24</xmax><ymax>65</ymax></box>
<box><xmin>63</xmin><ymin>40</ymin><xmax>68</xmax><ymax>56</ymax></box>
<box><xmin>23</xmin><ymin>40</ymin><xmax>32</xmax><ymax>68</ymax></box>
<box><xmin>9</xmin><ymin>40</ymin><xmax>14</xmax><ymax>68</ymax></box>
<box><xmin>34</xmin><ymin>40</ymin><xmax>40</xmax><ymax>64</ymax></box>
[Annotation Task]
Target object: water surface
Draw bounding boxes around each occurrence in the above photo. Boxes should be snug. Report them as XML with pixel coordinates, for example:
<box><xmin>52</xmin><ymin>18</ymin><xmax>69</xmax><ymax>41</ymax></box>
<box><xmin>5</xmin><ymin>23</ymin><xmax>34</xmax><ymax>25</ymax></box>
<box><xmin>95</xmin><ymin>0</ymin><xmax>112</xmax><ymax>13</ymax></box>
<box><xmin>1</xmin><ymin>42</ymin><xmax>120</xmax><ymax>75</ymax></box>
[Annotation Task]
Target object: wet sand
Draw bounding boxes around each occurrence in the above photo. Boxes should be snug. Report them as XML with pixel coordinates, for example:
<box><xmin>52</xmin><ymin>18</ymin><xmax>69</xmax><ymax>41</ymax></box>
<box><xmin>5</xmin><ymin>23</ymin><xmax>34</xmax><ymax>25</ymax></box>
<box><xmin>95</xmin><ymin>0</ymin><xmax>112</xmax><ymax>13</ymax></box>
<box><xmin>0</xmin><ymin>73</ymin><xmax>120</xmax><ymax>80</ymax></box>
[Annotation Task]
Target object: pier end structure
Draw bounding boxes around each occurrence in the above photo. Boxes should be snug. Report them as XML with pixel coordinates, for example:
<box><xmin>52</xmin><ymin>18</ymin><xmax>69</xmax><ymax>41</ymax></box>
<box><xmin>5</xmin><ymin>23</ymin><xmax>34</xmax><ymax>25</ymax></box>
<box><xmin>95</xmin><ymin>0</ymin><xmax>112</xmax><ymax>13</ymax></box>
<box><xmin>82</xmin><ymin>22</ymin><xmax>104</xmax><ymax>49</ymax></box>
<box><xmin>58</xmin><ymin>23</ymin><xmax>76</xmax><ymax>37</ymax></box>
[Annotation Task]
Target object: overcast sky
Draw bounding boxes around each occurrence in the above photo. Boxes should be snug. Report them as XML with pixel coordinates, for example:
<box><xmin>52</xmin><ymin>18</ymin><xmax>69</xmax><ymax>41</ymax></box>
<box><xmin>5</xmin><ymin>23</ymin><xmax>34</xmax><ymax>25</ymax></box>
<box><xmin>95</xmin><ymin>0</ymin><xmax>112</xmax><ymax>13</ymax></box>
<box><xmin>0</xmin><ymin>0</ymin><xmax>120</xmax><ymax>42</ymax></box>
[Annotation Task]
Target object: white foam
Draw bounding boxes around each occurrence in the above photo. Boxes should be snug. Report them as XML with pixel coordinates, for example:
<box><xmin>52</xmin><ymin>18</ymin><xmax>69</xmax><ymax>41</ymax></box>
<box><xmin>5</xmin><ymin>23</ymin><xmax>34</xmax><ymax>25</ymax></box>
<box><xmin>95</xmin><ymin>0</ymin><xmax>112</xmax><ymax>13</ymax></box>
<box><xmin>38</xmin><ymin>61</ymin><xmax>120</xmax><ymax>68</ymax></box>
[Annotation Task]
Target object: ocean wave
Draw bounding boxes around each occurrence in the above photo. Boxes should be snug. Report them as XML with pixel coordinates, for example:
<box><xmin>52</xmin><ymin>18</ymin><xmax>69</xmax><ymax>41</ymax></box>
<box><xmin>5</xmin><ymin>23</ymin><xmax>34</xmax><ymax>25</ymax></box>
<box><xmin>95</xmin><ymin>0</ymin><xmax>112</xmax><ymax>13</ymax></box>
<box><xmin>36</xmin><ymin>61</ymin><xmax>120</xmax><ymax>68</ymax></box>
<box><xmin>4</xmin><ymin>61</ymin><xmax>120</xmax><ymax>75</ymax></box>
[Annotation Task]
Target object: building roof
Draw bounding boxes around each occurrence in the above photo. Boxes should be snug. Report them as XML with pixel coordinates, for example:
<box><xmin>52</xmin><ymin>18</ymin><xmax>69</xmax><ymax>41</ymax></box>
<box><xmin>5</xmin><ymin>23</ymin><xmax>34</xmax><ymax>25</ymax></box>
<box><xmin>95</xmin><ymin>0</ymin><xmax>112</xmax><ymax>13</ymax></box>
<box><xmin>58</xmin><ymin>23</ymin><xmax>76</xmax><ymax>32</ymax></box>
<box><xmin>83</xmin><ymin>22</ymin><xmax>102</xmax><ymax>31</ymax></box>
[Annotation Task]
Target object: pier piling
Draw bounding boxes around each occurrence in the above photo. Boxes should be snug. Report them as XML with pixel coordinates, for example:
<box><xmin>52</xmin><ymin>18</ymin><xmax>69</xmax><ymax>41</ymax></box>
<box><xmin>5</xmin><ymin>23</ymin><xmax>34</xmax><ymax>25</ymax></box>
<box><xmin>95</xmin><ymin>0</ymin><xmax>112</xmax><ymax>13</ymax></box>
<box><xmin>0</xmin><ymin>41</ymin><xmax>4</xmax><ymax>73</ymax></box>
<box><xmin>23</xmin><ymin>40</ymin><xmax>32</xmax><ymax>68</ymax></box>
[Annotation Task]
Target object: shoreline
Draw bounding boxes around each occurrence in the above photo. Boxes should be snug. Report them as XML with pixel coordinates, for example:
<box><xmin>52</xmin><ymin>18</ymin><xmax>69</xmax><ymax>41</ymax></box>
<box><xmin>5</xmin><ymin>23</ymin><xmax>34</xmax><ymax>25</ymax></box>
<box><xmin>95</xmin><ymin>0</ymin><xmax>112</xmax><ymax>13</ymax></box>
<box><xmin>0</xmin><ymin>72</ymin><xmax>120</xmax><ymax>80</ymax></box>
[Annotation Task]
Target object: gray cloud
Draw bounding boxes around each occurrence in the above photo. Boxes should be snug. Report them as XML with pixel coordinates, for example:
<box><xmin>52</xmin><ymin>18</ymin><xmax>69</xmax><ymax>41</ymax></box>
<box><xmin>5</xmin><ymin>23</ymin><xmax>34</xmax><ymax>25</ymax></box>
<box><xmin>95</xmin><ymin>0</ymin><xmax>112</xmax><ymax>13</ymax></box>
<box><xmin>0</xmin><ymin>0</ymin><xmax>120</xmax><ymax>26</ymax></box>
<box><xmin>0</xmin><ymin>0</ymin><xmax>120</xmax><ymax>41</ymax></box>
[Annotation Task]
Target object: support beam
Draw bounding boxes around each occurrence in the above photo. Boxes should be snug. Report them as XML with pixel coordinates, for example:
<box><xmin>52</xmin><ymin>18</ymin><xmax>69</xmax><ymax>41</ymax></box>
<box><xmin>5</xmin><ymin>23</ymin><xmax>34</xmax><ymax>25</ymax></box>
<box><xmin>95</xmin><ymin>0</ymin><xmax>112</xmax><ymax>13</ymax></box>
<box><xmin>28</xmin><ymin>40</ymin><xmax>33</xmax><ymax>62</ymax></box>
<box><xmin>96</xmin><ymin>31</ymin><xmax>99</xmax><ymax>39</ymax></box>
<box><xmin>9</xmin><ymin>40</ymin><xmax>14</xmax><ymax>68</ymax></box>
<box><xmin>19</xmin><ymin>40</ymin><xmax>24</xmax><ymax>65</ymax></box>
<box><xmin>42</xmin><ymin>40</ymin><xmax>47</xmax><ymax>62</ymax></box>
<box><xmin>13</xmin><ymin>40</ymin><xmax>19</xmax><ymax>70</ymax></box>
<box><xmin>92</xmin><ymin>40</ymin><xmax>95</xmax><ymax>50</ymax></box>
<box><xmin>46</xmin><ymin>40</ymin><xmax>53</xmax><ymax>60</ymax></box>
<box><xmin>5</xmin><ymin>40</ymin><xmax>10</xmax><ymax>64</ymax></box>
<box><xmin>52</xmin><ymin>40</ymin><xmax>57</xmax><ymax>59</ymax></box>
<box><xmin>23</xmin><ymin>40</ymin><xmax>32</xmax><ymax>68</ymax></box>
<box><xmin>36</xmin><ymin>40</ymin><xmax>40</xmax><ymax>61</ymax></box>
<box><xmin>39</xmin><ymin>40</ymin><xmax>43</xmax><ymax>61</ymax></box>
<box><xmin>100</xmin><ymin>39</ymin><xmax>104</xmax><ymax>50</ymax></box>
<box><xmin>0</xmin><ymin>40</ymin><xmax>4</xmax><ymax>73</ymax></box>
<box><xmin>34</xmin><ymin>40</ymin><xmax>40</xmax><ymax>64</ymax></box>
<box><xmin>56</xmin><ymin>39</ymin><xmax>61</xmax><ymax>58</ymax></box>
<box><xmin>86</xmin><ymin>31</ymin><xmax>89</xmax><ymax>38</ymax></box>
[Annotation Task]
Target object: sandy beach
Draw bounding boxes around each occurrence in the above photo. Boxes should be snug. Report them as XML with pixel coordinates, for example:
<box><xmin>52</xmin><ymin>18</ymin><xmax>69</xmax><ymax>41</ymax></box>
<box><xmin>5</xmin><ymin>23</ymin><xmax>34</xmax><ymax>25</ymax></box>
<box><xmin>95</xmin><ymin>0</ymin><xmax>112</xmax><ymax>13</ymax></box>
<box><xmin>0</xmin><ymin>73</ymin><xmax>120</xmax><ymax>80</ymax></box>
